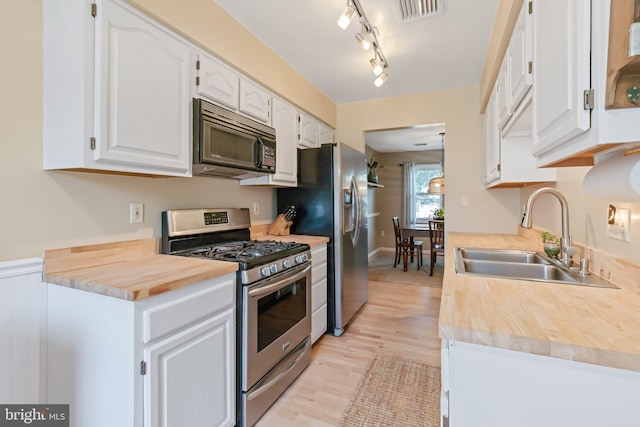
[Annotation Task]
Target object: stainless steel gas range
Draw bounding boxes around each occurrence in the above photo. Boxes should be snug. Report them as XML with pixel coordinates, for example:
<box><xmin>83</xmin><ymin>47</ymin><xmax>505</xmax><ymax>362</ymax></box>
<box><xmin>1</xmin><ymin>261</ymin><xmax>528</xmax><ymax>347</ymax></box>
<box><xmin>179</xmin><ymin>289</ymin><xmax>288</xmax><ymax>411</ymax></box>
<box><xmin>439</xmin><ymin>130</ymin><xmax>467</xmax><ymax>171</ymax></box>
<box><xmin>161</xmin><ymin>208</ymin><xmax>312</xmax><ymax>427</ymax></box>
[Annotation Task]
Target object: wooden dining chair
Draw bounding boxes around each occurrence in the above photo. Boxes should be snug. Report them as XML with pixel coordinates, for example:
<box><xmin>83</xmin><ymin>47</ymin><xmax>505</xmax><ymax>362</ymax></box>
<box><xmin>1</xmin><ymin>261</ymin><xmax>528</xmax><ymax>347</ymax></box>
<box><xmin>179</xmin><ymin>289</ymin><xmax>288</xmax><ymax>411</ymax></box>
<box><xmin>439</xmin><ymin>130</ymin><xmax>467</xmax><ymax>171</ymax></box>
<box><xmin>428</xmin><ymin>220</ymin><xmax>445</xmax><ymax>276</ymax></box>
<box><xmin>392</xmin><ymin>217</ymin><xmax>423</xmax><ymax>271</ymax></box>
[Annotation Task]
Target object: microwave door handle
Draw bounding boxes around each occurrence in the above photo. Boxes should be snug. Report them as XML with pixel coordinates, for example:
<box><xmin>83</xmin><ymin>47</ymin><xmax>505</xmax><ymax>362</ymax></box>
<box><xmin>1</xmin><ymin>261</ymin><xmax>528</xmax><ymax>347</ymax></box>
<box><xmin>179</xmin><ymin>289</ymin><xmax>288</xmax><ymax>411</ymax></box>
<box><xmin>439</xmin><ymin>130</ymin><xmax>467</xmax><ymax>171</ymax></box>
<box><xmin>255</xmin><ymin>136</ymin><xmax>264</xmax><ymax>168</ymax></box>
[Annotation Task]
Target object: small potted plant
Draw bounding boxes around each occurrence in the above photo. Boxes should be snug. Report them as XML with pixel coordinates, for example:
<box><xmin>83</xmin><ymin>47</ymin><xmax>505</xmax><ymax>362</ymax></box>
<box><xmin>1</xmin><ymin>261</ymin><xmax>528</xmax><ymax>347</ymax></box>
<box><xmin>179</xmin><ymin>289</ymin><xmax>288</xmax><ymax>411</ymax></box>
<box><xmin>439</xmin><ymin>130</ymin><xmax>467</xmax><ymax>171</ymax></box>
<box><xmin>367</xmin><ymin>156</ymin><xmax>382</xmax><ymax>184</ymax></box>
<box><xmin>433</xmin><ymin>207</ymin><xmax>445</xmax><ymax>220</ymax></box>
<box><xmin>541</xmin><ymin>231</ymin><xmax>561</xmax><ymax>258</ymax></box>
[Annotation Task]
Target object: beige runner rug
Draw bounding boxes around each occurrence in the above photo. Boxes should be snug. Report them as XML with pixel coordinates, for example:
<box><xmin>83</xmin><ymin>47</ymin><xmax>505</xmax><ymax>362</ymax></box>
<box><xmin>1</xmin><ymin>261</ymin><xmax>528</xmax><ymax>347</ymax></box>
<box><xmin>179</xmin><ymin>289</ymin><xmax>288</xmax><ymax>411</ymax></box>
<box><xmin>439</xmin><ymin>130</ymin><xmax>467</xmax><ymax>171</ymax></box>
<box><xmin>338</xmin><ymin>355</ymin><xmax>441</xmax><ymax>427</ymax></box>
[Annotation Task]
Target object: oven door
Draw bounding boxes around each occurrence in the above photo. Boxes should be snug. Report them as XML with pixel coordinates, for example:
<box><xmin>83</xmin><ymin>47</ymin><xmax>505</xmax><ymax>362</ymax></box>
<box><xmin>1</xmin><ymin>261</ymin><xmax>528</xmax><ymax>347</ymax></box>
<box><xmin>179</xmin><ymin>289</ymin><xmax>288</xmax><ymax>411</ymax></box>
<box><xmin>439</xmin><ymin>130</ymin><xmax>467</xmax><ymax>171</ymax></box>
<box><xmin>243</xmin><ymin>262</ymin><xmax>311</xmax><ymax>390</ymax></box>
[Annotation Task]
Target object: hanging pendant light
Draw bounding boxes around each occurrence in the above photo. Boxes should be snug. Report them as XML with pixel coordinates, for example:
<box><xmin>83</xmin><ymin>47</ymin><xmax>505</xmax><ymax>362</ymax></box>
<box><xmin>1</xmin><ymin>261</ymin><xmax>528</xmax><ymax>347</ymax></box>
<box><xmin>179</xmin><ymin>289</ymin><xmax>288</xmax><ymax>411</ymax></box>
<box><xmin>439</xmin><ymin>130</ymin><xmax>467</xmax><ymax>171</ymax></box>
<box><xmin>428</xmin><ymin>132</ymin><xmax>445</xmax><ymax>194</ymax></box>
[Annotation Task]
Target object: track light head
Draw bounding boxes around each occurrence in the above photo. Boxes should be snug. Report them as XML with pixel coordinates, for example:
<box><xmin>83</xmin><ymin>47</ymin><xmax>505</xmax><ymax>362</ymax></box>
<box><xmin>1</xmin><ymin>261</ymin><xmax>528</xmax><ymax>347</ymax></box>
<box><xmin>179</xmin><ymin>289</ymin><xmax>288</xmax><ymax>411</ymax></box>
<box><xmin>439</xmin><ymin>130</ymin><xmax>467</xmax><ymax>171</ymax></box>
<box><xmin>337</xmin><ymin>4</ymin><xmax>356</xmax><ymax>30</ymax></box>
<box><xmin>370</xmin><ymin>58</ymin><xmax>383</xmax><ymax>76</ymax></box>
<box><xmin>374</xmin><ymin>72</ymin><xmax>388</xmax><ymax>87</ymax></box>
<box><xmin>355</xmin><ymin>32</ymin><xmax>371</xmax><ymax>50</ymax></box>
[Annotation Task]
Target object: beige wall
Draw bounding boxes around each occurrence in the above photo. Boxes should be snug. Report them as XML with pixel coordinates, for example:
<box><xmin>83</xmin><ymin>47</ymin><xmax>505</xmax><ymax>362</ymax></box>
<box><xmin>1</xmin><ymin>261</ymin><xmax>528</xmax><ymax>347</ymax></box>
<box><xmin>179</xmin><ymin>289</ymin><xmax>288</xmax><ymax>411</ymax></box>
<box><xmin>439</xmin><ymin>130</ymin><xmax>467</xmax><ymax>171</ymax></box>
<box><xmin>0</xmin><ymin>0</ymin><xmax>333</xmax><ymax>261</ymax></box>
<box><xmin>338</xmin><ymin>86</ymin><xmax>522</xmax><ymax>237</ymax></box>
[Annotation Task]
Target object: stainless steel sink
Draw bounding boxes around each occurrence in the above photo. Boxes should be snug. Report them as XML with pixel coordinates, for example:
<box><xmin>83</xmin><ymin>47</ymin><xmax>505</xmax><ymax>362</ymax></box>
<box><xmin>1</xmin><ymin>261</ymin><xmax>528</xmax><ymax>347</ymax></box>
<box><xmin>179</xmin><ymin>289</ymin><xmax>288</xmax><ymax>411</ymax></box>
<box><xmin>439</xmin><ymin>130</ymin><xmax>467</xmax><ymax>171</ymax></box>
<box><xmin>454</xmin><ymin>247</ymin><xmax>619</xmax><ymax>289</ymax></box>
<box><xmin>457</xmin><ymin>248</ymin><xmax>550</xmax><ymax>264</ymax></box>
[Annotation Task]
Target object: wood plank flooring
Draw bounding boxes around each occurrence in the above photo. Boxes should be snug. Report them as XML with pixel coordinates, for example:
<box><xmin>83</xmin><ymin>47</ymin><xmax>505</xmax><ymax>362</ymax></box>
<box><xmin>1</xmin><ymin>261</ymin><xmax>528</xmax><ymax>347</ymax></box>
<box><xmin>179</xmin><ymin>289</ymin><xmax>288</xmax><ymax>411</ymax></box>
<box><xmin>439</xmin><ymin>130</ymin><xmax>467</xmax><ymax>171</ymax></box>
<box><xmin>255</xmin><ymin>274</ymin><xmax>442</xmax><ymax>427</ymax></box>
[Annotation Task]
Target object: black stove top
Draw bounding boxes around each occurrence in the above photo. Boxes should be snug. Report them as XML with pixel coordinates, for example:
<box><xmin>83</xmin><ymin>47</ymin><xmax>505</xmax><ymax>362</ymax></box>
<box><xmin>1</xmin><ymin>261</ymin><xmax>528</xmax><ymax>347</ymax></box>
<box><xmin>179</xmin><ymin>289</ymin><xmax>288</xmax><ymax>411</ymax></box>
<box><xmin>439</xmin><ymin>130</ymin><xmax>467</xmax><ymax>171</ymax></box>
<box><xmin>177</xmin><ymin>239</ymin><xmax>308</xmax><ymax>270</ymax></box>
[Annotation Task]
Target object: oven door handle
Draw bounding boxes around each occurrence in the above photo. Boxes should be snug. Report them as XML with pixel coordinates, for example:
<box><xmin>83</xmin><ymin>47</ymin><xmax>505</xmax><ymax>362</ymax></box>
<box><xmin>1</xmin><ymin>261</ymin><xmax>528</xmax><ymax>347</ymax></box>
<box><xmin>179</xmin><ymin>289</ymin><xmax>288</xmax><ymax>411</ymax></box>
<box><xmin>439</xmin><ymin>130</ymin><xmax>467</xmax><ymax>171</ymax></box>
<box><xmin>246</xmin><ymin>337</ymin><xmax>311</xmax><ymax>401</ymax></box>
<box><xmin>248</xmin><ymin>264</ymin><xmax>311</xmax><ymax>299</ymax></box>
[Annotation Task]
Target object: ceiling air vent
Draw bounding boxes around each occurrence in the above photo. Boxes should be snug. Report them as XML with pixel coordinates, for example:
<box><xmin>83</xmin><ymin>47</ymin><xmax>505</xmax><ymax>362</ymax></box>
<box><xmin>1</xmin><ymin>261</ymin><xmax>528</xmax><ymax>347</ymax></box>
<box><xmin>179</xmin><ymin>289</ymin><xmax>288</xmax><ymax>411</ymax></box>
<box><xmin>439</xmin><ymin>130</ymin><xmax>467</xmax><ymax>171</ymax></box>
<box><xmin>395</xmin><ymin>0</ymin><xmax>444</xmax><ymax>23</ymax></box>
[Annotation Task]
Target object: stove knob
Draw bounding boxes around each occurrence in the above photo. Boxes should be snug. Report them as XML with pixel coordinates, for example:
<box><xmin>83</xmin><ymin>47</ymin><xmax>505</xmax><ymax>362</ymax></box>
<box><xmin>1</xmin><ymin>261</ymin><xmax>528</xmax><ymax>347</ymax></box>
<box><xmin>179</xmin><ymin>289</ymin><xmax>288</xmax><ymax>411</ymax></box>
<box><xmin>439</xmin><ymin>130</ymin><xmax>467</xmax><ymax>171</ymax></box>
<box><xmin>270</xmin><ymin>264</ymin><xmax>278</xmax><ymax>274</ymax></box>
<box><xmin>295</xmin><ymin>255</ymin><xmax>303</xmax><ymax>264</ymax></box>
<box><xmin>282</xmin><ymin>259</ymin><xmax>292</xmax><ymax>268</ymax></box>
<box><xmin>261</xmin><ymin>266</ymin><xmax>271</xmax><ymax>277</ymax></box>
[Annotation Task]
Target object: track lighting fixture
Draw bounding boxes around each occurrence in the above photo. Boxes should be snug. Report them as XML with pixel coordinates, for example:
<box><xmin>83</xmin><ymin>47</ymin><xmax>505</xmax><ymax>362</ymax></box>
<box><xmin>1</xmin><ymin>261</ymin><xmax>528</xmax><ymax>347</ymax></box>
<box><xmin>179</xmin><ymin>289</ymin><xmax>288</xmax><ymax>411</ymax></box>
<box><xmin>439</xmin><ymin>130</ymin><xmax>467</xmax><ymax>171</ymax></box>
<box><xmin>337</xmin><ymin>3</ymin><xmax>356</xmax><ymax>30</ymax></box>
<box><xmin>337</xmin><ymin>0</ymin><xmax>389</xmax><ymax>87</ymax></box>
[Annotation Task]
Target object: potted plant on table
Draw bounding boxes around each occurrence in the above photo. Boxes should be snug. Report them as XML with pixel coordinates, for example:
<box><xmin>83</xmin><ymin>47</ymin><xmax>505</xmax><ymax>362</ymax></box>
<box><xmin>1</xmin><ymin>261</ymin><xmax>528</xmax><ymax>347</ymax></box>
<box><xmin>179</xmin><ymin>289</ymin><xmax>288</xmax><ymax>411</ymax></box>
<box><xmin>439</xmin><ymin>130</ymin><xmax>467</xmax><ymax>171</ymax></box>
<box><xmin>541</xmin><ymin>231</ymin><xmax>561</xmax><ymax>258</ymax></box>
<box><xmin>433</xmin><ymin>207</ymin><xmax>445</xmax><ymax>220</ymax></box>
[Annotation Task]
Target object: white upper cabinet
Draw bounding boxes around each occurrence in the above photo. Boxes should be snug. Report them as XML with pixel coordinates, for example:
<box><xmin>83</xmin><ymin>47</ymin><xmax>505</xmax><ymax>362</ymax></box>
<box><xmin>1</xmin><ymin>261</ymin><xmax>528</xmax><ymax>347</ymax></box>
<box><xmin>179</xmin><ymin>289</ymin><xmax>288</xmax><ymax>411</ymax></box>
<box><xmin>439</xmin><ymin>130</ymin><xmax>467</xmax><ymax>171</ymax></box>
<box><xmin>532</xmin><ymin>0</ymin><xmax>591</xmax><ymax>158</ymax></box>
<box><xmin>195</xmin><ymin>53</ymin><xmax>240</xmax><ymax>110</ymax></box>
<box><xmin>239</xmin><ymin>78</ymin><xmax>271</xmax><ymax>124</ymax></box>
<box><xmin>483</xmin><ymin>91</ymin><xmax>501</xmax><ymax>185</ymax></box>
<box><xmin>298</xmin><ymin>112</ymin><xmax>321</xmax><ymax>149</ymax></box>
<box><xmin>496</xmin><ymin>56</ymin><xmax>512</xmax><ymax>129</ymax></box>
<box><xmin>241</xmin><ymin>97</ymin><xmax>298</xmax><ymax>187</ymax></box>
<box><xmin>43</xmin><ymin>0</ymin><xmax>191</xmax><ymax>177</ymax></box>
<box><xmin>319</xmin><ymin>123</ymin><xmax>334</xmax><ymax>145</ymax></box>
<box><xmin>482</xmin><ymin>0</ymin><xmax>556</xmax><ymax>188</ymax></box>
<box><xmin>508</xmin><ymin>1</ymin><xmax>533</xmax><ymax>114</ymax></box>
<box><xmin>534</xmin><ymin>0</ymin><xmax>640</xmax><ymax>167</ymax></box>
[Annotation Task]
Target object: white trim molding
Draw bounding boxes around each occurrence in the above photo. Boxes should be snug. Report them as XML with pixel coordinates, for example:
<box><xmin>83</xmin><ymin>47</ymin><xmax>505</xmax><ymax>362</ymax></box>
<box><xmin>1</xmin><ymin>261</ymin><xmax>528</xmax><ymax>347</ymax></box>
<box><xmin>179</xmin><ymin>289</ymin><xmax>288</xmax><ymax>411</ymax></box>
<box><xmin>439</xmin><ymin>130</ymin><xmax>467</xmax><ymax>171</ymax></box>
<box><xmin>0</xmin><ymin>257</ymin><xmax>45</xmax><ymax>404</ymax></box>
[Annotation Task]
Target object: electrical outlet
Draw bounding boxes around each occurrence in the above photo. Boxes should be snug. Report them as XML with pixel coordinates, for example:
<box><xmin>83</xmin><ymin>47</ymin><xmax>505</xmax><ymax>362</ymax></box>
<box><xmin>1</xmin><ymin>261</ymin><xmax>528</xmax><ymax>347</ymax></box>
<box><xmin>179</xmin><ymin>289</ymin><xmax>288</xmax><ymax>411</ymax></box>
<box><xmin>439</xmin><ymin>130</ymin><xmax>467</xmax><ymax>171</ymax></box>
<box><xmin>606</xmin><ymin>207</ymin><xmax>630</xmax><ymax>242</ymax></box>
<box><xmin>253</xmin><ymin>202</ymin><xmax>260</xmax><ymax>215</ymax></box>
<box><xmin>130</xmin><ymin>203</ymin><xmax>143</xmax><ymax>224</ymax></box>
<box><xmin>380</xmin><ymin>230</ymin><xmax>385</xmax><ymax>236</ymax></box>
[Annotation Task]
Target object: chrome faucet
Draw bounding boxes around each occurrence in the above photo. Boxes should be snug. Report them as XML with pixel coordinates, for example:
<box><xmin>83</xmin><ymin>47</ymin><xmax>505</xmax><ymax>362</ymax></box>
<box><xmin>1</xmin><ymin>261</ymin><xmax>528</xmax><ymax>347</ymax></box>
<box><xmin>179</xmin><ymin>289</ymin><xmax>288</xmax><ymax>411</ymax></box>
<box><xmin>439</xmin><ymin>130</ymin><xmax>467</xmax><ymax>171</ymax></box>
<box><xmin>521</xmin><ymin>187</ymin><xmax>577</xmax><ymax>265</ymax></box>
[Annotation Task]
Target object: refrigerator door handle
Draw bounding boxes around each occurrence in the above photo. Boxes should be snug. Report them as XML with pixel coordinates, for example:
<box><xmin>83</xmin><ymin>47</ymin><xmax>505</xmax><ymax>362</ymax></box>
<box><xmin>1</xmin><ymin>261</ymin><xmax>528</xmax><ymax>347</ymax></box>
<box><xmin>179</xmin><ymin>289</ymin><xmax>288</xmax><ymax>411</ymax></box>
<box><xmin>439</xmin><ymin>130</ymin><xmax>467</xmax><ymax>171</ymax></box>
<box><xmin>350</xmin><ymin>175</ymin><xmax>361</xmax><ymax>247</ymax></box>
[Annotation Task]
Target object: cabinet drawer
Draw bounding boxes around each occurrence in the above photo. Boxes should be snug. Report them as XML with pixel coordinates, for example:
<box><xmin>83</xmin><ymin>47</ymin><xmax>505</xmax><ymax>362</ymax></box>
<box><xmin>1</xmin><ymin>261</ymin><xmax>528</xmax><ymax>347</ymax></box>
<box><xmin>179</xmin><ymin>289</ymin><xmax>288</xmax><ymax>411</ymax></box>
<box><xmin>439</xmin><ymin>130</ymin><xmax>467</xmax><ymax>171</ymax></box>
<box><xmin>311</xmin><ymin>245</ymin><xmax>327</xmax><ymax>264</ymax></box>
<box><xmin>312</xmin><ymin>262</ymin><xmax>327</xmax><ymax>285</ymax></box>
<box><xmin>142</xmin><ymin>276</ymin><xmax>234</xmax><ymax>344</ymax></box>
<box><xmin>311</xmin><ymin>277</ymin><xmax>327</xmax><ymax>312</ymax></box>
<box><xmin>311</xmin><ymin>303</ymin><xmax>327</xmax><ymax>344</ymax></box>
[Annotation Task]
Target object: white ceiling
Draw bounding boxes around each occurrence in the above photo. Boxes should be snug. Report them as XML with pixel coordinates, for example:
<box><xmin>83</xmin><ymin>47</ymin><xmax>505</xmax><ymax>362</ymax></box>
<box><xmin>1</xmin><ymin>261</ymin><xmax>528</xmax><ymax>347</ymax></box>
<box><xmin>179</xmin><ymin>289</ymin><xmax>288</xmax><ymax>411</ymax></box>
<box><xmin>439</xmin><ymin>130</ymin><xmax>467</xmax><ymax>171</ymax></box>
<box><xmin>215</xmin><ymin>0</ymin><xmax>498</xmax><ymax>151</ymax></box>
<box><xmin>365</xmin><ymin>123</ymin><xmax>445</xmax><ymax>152</ymax></box>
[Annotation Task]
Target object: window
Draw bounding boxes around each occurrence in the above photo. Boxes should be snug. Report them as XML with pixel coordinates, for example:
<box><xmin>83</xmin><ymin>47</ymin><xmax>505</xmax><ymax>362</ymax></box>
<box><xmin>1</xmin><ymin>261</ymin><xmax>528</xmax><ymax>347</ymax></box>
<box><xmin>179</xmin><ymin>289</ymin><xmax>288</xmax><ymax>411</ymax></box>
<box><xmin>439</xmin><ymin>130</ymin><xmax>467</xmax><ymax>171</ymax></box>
<box><xmin>415</xmin><ymin>164</ymin><xmax>443</xmax><ymax>223</ymax></box>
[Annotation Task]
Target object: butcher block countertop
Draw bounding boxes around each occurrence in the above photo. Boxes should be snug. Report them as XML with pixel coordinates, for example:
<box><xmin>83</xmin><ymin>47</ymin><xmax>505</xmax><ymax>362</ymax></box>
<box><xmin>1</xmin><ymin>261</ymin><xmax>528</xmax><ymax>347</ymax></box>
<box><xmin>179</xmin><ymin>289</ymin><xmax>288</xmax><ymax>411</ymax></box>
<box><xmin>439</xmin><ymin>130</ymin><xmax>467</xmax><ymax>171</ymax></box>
<box><xmin>260</xmin><ymin>234</ymin><xmax>330</xmax><ymax>247</ymax></box>
<box><xmin>43</xmin><ymin>238</ymin><xmax>238</xmax><ymax>301</ymax></box>
<box><xmin>440</xmin><ymin>232</ymin><xmax>640</xmax><ymax>372</ymax></box>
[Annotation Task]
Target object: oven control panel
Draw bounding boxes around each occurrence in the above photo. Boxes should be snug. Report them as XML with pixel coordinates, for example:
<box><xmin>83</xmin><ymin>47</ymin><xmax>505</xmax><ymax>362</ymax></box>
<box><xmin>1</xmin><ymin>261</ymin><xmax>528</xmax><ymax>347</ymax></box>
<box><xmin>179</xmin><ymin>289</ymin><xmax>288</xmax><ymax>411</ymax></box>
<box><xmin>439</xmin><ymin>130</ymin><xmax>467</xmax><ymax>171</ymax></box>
<box><xmin>204</xmin><ymin>211</ymin><xmax>229</xmax><ymax>225</ymax></box>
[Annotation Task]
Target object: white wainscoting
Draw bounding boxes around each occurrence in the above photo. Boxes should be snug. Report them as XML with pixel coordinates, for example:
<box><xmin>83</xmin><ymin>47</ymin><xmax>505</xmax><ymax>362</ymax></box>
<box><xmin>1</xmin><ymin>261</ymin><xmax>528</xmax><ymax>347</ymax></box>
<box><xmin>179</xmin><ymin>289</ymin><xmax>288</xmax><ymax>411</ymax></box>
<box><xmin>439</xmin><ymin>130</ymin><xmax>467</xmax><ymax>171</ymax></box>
<box><xmin>0</xmin><ymin>258</ymin><xmax>44</xmax><ymax>403</ymax></box>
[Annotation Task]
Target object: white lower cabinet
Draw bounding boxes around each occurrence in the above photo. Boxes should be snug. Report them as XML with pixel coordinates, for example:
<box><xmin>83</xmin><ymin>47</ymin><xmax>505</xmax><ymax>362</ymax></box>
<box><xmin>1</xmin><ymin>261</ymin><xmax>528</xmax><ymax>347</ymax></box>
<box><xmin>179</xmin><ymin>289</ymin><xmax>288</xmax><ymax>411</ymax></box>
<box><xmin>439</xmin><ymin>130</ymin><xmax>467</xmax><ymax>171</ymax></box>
<box><xmin>46</xmin><ymin>274</ymin><xmax>236</xmax><ymax>427</ymax></box>
<box><xmin>442</xmin><ymin>340</ymin><xmax>640</xmax><ymax>427</ymax></box>
<box><xmin>310</xmin><ymin>244</ymin><xmax>328</xmax><ymax>343</ymax></box>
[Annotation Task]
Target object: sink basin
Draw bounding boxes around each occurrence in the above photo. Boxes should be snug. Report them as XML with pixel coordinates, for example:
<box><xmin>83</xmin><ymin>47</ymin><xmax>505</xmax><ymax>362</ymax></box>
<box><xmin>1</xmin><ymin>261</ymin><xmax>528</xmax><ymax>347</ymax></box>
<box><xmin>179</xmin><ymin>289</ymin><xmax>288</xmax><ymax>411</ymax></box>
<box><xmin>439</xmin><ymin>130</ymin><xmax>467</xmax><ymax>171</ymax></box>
<box><xmin>454</xmin><ymin>247</ymin><xmax>619</xmax><ymax>289</ymax></box>
<box><xmin>457</xmin><ymin>248</ymin><xmax>550</xmax><ymax>264</ymax></box>
<box><xmin>462</xmin><ymin>259</ymin><xmax>577</xmax><ymax>282</ymax></box>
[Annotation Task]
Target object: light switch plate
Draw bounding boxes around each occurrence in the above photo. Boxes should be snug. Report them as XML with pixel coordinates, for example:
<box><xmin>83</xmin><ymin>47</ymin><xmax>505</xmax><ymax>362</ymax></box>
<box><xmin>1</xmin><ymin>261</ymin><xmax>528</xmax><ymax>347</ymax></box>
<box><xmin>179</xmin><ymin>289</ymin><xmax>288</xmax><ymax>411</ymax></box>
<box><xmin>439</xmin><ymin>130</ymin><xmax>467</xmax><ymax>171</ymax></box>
<box><xmin>606</xmin><ymin>207</ymin><xmax>630</xmax><ymax>242</ymax></box>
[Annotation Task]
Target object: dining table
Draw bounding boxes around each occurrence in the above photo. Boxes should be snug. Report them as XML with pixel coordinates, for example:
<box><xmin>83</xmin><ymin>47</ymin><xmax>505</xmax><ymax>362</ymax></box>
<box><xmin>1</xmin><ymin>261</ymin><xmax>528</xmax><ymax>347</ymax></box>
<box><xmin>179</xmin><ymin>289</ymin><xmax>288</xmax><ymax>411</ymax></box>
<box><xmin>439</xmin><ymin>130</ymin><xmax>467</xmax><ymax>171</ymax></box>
<box><xmin>399</xmin><ymin>220</ymin><xmax>444</xmax><ymax>272</ymax></box>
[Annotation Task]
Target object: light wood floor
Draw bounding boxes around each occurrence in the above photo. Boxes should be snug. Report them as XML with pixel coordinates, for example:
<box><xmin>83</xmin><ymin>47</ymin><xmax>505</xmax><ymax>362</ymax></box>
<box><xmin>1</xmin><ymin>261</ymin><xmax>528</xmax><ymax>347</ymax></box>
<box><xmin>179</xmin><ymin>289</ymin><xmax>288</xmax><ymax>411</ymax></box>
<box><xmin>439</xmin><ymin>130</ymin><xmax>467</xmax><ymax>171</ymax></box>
<box><xmin>255</xmin><ymin>274</ymin><xmax>442</xmax><ymax>427</ymax></box>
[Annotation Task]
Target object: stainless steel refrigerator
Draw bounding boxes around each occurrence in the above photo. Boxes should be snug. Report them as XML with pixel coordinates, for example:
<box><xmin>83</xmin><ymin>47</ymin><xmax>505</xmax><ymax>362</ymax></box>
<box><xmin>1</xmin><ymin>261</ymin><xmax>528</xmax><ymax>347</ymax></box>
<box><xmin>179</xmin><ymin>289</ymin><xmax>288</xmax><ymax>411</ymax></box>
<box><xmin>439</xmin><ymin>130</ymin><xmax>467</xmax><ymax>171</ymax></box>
<box><xmin>277</xmin><ymin>143</ymin><xmax>368</xmax><ymax>336</ymax></box>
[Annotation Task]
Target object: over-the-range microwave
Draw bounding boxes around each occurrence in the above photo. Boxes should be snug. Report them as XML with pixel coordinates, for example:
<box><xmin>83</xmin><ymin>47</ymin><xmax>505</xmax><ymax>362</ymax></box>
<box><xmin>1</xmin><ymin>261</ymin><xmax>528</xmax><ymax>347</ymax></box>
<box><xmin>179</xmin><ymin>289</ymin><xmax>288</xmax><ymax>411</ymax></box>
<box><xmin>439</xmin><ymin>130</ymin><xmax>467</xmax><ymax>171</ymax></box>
<box><xmin>192</xmin><ymin>98</ymin><xmax>276</xmax><ymax>179</ymax></box>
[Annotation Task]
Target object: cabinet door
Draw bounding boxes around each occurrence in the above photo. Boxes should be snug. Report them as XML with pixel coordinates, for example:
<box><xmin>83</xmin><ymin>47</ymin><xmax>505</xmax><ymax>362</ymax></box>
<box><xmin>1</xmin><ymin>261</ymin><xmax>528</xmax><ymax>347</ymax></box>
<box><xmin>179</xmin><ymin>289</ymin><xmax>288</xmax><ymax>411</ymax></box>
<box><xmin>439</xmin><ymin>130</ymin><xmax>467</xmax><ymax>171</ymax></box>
<box><xmin>496</xmin><ymin>55</ymin><xmax>511</xmax><ymax>129</ymax></box>
<box><xmin>144</xmin><ymin>310</ymin><xmax>235</xmax><ymax>427</ymax></box>
<box><xmin>483</xmin><ymin>91</ymin><xmax>500</xmax><ymax>184</ymax></box>
<box><xmin>96</xmin><ymin>0</ymin><xmax>191</xmax><ymax>175</ymax></box>
<box><xmin>271</xmin><ymin>98</ymin><xmax>298</xmax><ymax>185</ymax></box>
<box><xmin>196</xmin><ymin>53</ymin><xmax>239</xmax><ymax>110</ymax></box>
<box><xmin>239</xmin><ymin>78</ymin><xmax>271</xmax><ymax>124</ymax></box>
<box><xmin>319</xmin><ymin>123</ymin><xmax>334</xmax><ymax>145</ymax></box>
<box><xmin>508</xmin><ymin>1</ymin><xmax>533</xmax><ymax>111</ymax></box>
<box><xmin>532</xmin><ymin>0</ymin><xmax>591</xmax><ymax>156</ymax></box>
<box><xmin>298</xmin><ymin>112</ymin><xmax>320</xmax><ymax>149</ymax></box>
